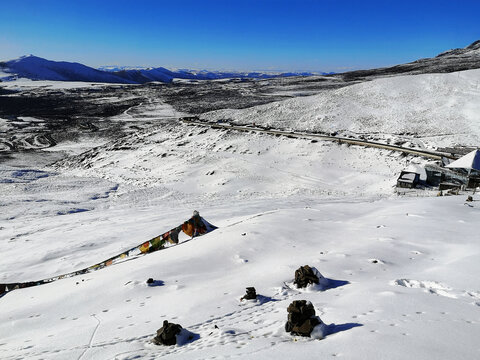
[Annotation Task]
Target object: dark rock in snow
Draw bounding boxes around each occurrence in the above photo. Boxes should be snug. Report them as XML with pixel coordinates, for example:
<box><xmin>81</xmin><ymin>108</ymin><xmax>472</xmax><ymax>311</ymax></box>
<box><xmin>294</xmin><ymin>265</ymin><xmax>320</xmax><ymax>288</ymax></box>
<box><xmin>240</xmin><ymin>287</ymin><xmax>257</xmax><ymax>301</ymax></box>
<box><xmin>285</xmin><ymin>300</ymin><xmax>323</xmax><ymax>337</ymax></box>
<box><xmin>153</xmin><ymin>320</ymin><xmax>183</xmax><ymax>346</ymax></box>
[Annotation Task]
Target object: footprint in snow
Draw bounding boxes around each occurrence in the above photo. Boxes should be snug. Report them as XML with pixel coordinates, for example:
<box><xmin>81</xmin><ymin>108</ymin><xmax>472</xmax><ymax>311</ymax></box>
<box><xmin>393</xmin><ymin>279</ymin><xmax>457</xmax><ymax>299</ymax></box>
<box><xmin>368</xmin><ymin>258</ymin><xmax>385</xmax><ymax>264</ymax></box>
<box><xmin>465</xmin><ymin>291</ymin><xmax>480</xmax><ymax>300</ymax></box>
<box><xmin>234</xmin><ymin>254</ymin><xmax>248</xmax><ymax>263</ymax></box>
<box><xmin>405</xmin><ymin>213</ymin><xmax>423</xmax><ymax>217</ymax></box>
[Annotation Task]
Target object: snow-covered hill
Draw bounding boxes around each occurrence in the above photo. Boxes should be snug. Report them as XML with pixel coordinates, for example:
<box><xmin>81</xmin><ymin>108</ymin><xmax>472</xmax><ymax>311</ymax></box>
<box><xmin>0</xmin><ymin>55</ymin><xmax>136</xmax><ymax>84</ymax></box>
<box><xmin>201</xmin><ymin>69</ymin><xmax>480</xmax><ymax>148</ymax></box>
<box><xmin>53</xmin><ymin>119</ymin><xmax>407</xmax><ymax>198</ymax></box>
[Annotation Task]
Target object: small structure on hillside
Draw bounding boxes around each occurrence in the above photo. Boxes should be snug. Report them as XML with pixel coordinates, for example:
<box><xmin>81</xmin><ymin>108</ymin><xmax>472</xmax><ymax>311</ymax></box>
<box><xmin>425</xmin><ymin>163</ymin><xmax>466</xmax><ymax>190</ymax></box>
<box><xmin>397</xmin><ymin>171</ymin><xmax>421</xmax><ymax>189</ymax></box>
<box><xmin>446</xmin><ymin>149</ymin><xmax>480</xmax><ymax>189</ymax></box>
<box><xmin>396</xmin><ymin>164</ymin><xmax>427</xmax><ymax>189</ymax></box>
<box><xmin>396</xmin><ymin>151</ymin><xmax>480</xmax><ymax>192</ymax></box>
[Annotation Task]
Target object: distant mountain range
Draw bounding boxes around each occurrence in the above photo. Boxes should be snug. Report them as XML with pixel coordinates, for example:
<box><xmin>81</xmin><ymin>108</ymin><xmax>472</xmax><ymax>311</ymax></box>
<box><xmin>1</xmin><ymin>40</ymin><xmax>479</xmax><ymax>85</ymax></box>
<box><xmin>0</xmin><ymin>56</ymin><xmax>325</xmax><ymax>84</ymax></box>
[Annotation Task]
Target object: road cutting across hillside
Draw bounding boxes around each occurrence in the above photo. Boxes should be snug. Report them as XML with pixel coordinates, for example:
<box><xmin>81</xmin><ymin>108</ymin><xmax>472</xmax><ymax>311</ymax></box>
<box><xmin>181</xmin><ymin>118</ymin><xmax>456</xmax><ymax>161</ymax></box>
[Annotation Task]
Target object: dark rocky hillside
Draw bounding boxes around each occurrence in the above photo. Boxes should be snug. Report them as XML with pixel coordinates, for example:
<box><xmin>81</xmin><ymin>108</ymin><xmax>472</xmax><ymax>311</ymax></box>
<box><xmin>339</xmin><ymin>40</ymin><xmax>480</xmax><ymax>81</ymax></box>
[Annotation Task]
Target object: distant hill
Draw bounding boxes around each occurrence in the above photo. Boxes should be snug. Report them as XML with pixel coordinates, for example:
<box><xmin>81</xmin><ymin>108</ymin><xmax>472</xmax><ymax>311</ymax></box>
<box><xmin>0</xmin><ymin>55</ymin><xmax>136</xmax><ymax>84</ymax></box>
<box><xmin>339</xmin><ymin>40</ymin><xmax>480</xmax><ymax>81</ymax></box>
<box><xmin>0</xmin><ymin>55</ymin><xmax>321</xmax><ymax>84</ymax></box>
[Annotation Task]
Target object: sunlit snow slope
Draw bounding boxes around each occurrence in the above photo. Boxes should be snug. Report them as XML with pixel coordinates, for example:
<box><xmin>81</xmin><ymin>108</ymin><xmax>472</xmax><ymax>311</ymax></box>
<box><xmin>1</xmin><ymin>183</ymin><xmax>479</xmax><ymax>359</ymax></box>
<box><xmin>1</xmin><ymin>64</ymin><xmax>479</xmax><ymax>360</ymax></box>
<box><xmin>202</xmin><ymin>69</ymin><xmax>480</xmax><ymax>147</ymax></box>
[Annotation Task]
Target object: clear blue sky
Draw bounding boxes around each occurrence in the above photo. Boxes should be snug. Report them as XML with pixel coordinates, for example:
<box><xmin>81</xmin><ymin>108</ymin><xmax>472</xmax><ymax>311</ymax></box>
<box><xmin>1</xmin><ymin>0</ymin><xmax>479</xmax><ymax>72</ymax></box>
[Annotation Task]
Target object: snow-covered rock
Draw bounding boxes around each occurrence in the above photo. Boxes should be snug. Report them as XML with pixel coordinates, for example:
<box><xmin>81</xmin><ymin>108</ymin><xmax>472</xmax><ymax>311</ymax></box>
<box><xmin>310</xmin><ymin>320</ymin><xmax>329</xmax><ymax>340</ymax></box>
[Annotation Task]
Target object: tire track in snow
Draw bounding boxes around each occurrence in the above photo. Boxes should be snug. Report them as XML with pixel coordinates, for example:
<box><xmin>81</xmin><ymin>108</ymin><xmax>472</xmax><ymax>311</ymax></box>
<box><xmin>234</xmin><ymin>155</ymin><xmax>331</xmax><ymax>187</ymax></box>
<box><xmin>224</xmin><ymin>210</ymin><xmax>279</xmax><ymax>228</ymax></box>
<box><xmin>77</xmin><ymin>314</ymin><xmax>101</xmax><ymax>360</ymax></box>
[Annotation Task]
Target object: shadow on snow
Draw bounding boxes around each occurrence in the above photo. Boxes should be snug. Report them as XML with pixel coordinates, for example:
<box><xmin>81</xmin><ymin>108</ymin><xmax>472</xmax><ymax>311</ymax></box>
<box><xmin>325</xmin><ymin>278</ymin><xmax>350</xmax><ymax>290</ymax></box>
<box><xmin>327</xmin><ymin>322</ymin><xmax>363</xmax><ymax>336</ymax></box>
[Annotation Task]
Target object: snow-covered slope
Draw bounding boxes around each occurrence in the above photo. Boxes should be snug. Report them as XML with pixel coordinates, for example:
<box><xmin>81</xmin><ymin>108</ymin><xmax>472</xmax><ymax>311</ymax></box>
<box><xmin>53</xmin><ymin>120</ymin><xmax>408</xmax><ymax>199</ymax></box>
<box><xmin>98</xmin><ymin>65</ymin><xmax>151</xmax><ymax>72</ymax></box>
<box><xmin>1</xmin><ymin>168</ymin><xmax>479</xmax><ymax>359</ymax></box>
<box><xmin>437</xmin><ymin>39</ymin><xmax>480</xmax><ymax>57</ymax></box>
<box><xmin>201</xmin><ymin>69</ymin><xmax>480</xmax><ymax>147</ymax></box>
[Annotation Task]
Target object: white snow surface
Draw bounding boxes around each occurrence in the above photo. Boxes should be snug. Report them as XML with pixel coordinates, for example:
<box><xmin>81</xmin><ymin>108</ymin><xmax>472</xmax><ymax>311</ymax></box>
<box><xmin>1</xmin><ymin>181</ymin><xmax>479</xmax><ymax>359</ymax></box>
<box><xmin>1</xmin><ymin>71</ymin><xmax>480</xmax><ymax>359</ymax></box>
<box><xmin>310</xmin><ymin>320</ymin><xmax>328</xmax><ymax>340</ymax></box>
<box><xmin>0</xmin><ymin>78</ymin><xmax>125</xmax><ymax>90</ymax></box>
<box><xmin>53</xmin><ymin>121</ymin><xmax>406</xmax><ymax>198</ymax></box>
<box><xmin>201</xmin><ymin>69</ymin><xmax>480</xmax><ymax>147</ymax></box>
<box><xmin>404</xmin><ymin>164</ymin><xmax>428</xmax><ymax>181</ymax></box>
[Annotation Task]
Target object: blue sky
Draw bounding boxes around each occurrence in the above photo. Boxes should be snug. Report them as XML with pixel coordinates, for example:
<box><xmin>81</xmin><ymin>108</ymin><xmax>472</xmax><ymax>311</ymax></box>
<box><xmin>1</xmin><ymin>0</ymin><xmax>479</xmax><ymax>72</ymax></box>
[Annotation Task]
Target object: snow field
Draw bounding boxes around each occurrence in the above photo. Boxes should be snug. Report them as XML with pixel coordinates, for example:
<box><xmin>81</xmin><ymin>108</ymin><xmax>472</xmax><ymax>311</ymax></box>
<box><xmin>54</xmin><ymin>121</ymin><xmax>408</xmax><ymax>202</ymax></box>
<box><xmin>1</xmin><ymin>192</ymin><xmax>479</xmax><ymax>359</ymax></box>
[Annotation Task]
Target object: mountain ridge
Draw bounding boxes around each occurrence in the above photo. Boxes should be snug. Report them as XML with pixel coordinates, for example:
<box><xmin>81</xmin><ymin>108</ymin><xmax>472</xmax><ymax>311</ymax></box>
<box><xmin>1</xmin><ymin>40</ymin><xmax>479</xmax><ymax>84</ymax></box>
<box><xmin>0</xmin><ymin>55</ymin><xmax>323</xmax><ymax>84</ymax></box>
<box><xmin>0</xmin><ymin>55</ymin><xmax>136</xmax><ymax>84</ymax></box>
